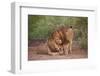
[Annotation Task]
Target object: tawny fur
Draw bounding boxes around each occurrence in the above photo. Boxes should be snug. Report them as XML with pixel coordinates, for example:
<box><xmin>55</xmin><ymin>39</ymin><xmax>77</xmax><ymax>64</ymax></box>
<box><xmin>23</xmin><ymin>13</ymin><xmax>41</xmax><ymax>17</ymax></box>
<box><xmin>47</xmin><ymin>26</ymin><xmax>74</xmax><ymax>55</ymax></box>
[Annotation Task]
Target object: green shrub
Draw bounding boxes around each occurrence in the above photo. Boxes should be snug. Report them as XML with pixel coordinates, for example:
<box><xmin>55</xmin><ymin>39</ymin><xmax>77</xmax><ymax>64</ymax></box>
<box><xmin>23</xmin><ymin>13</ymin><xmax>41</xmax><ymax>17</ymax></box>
<box><xmin>28</xmin><ymin>15</ymin><xmax>88</xmax><ymax>49</ymax></box>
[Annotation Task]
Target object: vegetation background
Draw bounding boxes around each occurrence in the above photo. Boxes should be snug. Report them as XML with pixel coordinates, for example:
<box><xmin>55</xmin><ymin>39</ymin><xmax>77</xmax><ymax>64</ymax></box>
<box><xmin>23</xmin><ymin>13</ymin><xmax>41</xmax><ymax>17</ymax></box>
<box><xmin>28</xmin><ymin>15</ymin><xmax>88</xmax><ymax>49</ymax></box>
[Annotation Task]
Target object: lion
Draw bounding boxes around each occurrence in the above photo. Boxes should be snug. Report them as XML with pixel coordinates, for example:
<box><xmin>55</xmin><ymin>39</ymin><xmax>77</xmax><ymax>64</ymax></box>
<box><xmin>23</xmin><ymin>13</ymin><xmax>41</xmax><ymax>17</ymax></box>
<box><xmin>47</xmin><ymin>26</ymin><xmax>74</xmax><ymax>56</ymax></box>
<box><xmin>47</xmin><ymin>30</ymin><xmax>64</xmax><ymax>56</ymax></box>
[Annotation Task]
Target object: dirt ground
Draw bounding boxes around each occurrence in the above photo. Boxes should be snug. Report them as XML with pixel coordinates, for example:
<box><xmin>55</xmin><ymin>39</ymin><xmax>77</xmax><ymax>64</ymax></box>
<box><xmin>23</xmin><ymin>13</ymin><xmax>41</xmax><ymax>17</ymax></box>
<box><xmin>28</xmin><ymin>39</ymin><xmax>88</xmax><ymax>61</ymax></box>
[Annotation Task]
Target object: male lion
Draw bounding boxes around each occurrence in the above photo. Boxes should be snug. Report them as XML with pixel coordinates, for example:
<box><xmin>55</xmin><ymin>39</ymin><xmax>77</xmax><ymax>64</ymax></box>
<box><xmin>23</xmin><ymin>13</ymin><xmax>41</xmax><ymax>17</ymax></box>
<box><xmin>47</xmin><ymin>30</ymin><xmax>64</xmax><ymax>56</ymax></box>
<box><xmin>47</xmin><ymin>26</ymin><xmax>74</xmax><ymax>56</ymax></box>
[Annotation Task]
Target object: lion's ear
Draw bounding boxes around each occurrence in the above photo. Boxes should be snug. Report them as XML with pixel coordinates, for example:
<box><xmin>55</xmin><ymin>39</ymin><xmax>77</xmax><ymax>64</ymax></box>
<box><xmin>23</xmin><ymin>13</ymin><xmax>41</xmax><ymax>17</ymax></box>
<box><xmin>70</xmin><ymin>26</ymin><xmax>72</xmax><ymax>28</ymax></box>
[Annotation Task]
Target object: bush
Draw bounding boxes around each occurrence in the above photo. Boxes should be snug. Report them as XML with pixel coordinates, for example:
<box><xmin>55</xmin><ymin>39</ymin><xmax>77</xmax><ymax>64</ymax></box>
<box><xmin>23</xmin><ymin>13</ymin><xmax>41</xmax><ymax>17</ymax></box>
<box><xmin>28</xmin><ymin>15</ymin><xmax>88</xmax><ymax>49</ymax></box>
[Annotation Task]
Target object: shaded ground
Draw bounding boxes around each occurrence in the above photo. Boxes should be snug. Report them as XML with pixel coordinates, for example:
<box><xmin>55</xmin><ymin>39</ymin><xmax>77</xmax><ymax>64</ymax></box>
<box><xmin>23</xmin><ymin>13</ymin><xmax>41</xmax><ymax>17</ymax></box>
<box><xmin>28</xmin><ymin>39</ymin><xmax>88</xmax><ymax>61</ymax></box>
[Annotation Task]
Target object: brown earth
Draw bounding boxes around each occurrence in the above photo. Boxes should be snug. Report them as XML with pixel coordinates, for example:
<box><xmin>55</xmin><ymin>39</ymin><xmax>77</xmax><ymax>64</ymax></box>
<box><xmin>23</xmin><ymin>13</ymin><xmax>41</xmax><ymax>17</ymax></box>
<box><xmin>28</xmin><ymin>39</ymin><xmax>88</xmax><ymax>61</ymax></box>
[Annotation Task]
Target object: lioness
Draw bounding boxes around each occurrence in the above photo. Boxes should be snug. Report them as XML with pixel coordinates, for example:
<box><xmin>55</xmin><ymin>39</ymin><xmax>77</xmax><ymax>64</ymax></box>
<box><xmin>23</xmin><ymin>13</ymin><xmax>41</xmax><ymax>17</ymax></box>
<box><xmin>47</xmin><ymin>26</ymin><xmax>74</xmax><ymax>55</ymax></box>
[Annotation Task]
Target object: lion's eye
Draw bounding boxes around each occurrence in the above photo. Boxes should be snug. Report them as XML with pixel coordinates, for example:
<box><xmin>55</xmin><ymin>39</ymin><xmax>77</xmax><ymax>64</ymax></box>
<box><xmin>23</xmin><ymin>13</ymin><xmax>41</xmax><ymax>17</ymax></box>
<box><xmin>56</xmin><ymin>39</ymin><xmax>59</xmax><ymax>40</ymax></box>
<box><xmin>57</xmin><ymin>38</ymin><xmax>60</xmax><ymax>40</ymax></box>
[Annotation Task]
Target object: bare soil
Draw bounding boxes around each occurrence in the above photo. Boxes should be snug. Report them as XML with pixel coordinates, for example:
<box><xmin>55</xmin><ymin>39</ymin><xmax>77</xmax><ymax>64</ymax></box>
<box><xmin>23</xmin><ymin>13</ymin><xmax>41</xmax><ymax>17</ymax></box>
<box><xmin>28</xmin><ymin>39</ymin><xmax>88</xmax><ymax>61</ymax></box>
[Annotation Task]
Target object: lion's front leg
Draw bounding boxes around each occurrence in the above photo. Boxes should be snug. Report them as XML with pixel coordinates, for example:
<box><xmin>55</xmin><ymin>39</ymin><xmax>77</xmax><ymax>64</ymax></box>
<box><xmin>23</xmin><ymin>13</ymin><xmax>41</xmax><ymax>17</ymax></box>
<box><xmin>69</xmin><ymin>40</ymin><xmax>72</xmax><ymax>54</ymax></box>
<box><xmin>58</xmin><ymin>46</ymin><xmax>64</xmax><ymax>55</ymax></box>
<box><xmin>63</xmin><ymin>43</ymin><xmax>69</xmax><ymax>55</ymax></box>
<box><xmin>47</xmin><ymin>47</ymin><xmax>59</xmax><ymax>56</ymax></box>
